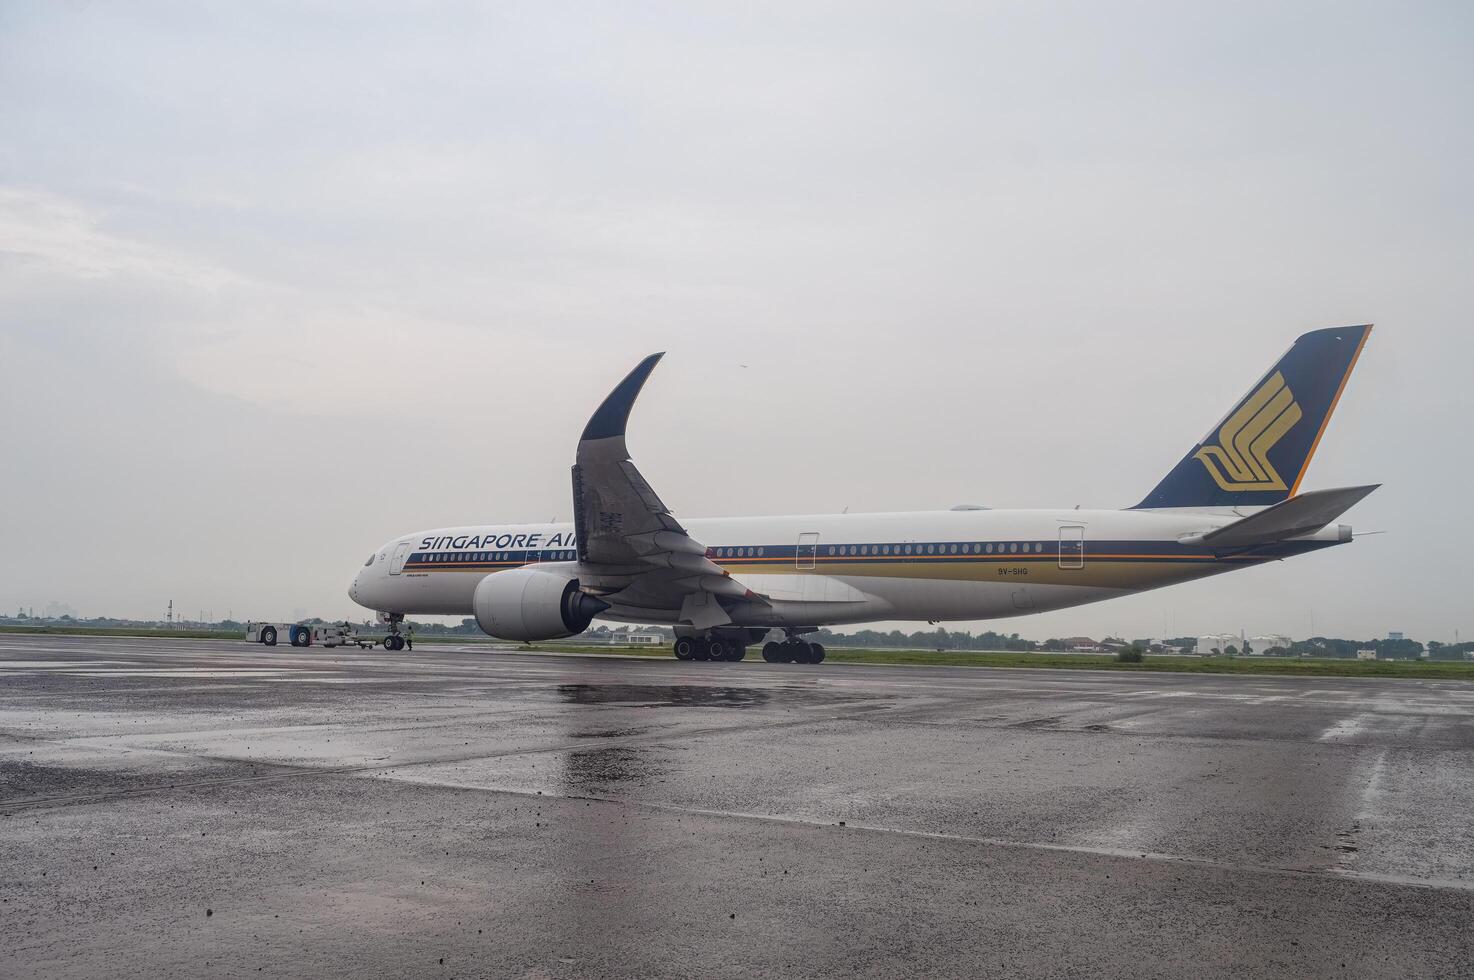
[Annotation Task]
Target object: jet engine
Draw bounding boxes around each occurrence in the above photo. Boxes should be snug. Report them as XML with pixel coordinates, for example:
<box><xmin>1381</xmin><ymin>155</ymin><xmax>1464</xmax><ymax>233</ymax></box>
<box><xmin>472</xmin><ymin>567</ymin><xmax>610</xmax><ymax>642</ymax></box>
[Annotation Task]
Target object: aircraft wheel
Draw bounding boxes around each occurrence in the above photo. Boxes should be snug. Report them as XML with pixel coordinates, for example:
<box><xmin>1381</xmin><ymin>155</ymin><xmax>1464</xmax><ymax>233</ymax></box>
<box><xmin>261</xmin><ymin>626</ymin><xmax>277</xmax><ymax>647</ymax></box>
<box><xmin>809</xmin><ymin>642</ymin><xmax>826</xmax><ymax>664</ymax></box>
<box><xmin>791</xmin><ymin>642</ymin><xmax>814</xmax><ymax>664</ymax></box>
<box><xmin>762</xmin><ymin>642</ymin><xmax>780</xmax><ymax>663</ymax></box>
<box><xmin>724</xmin><ymin>643</ymin><xmax>746</xmax><ymax>662</ymax></box>
<box><xmin>673</xmin><ymin>637</ymin><xmax>696</xmax><ymax>661</ymax></box>
<box><xmin>704</xmin><ymin>638</ymin><xmax>727</xmax><ymax>662</ymax></box>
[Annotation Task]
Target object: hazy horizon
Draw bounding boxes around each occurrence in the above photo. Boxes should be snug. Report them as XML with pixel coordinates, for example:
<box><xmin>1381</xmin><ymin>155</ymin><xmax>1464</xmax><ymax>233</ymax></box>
<box><xmin>3</xmin><ymin>3</ymin><xmax>1470</xmax><ymax>641</ymax></box>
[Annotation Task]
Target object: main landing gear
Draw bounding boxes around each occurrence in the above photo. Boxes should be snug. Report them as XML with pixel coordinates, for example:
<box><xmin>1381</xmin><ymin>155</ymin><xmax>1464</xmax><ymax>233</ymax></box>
<box><xmin>670</xmin><ymin>629</ymin><xmax>825</xmax><ymax>665</ymax></box>
<box><xmin>761</xmin><ymin>636</ymin><xmax>826</xmax><ymax>665</ymax></box>
<box><xmin>672</xmin><ymin>635</ymin><xmax>747</xmax><ymax>662</ymax></box>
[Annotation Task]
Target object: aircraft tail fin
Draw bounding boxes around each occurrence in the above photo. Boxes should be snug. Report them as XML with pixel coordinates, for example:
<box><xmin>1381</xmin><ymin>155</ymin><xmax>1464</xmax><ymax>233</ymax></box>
<box><xmin>1133</xmin><ymin>325</ymin><xmax>1372</xmax><ymax>510</ymax></box>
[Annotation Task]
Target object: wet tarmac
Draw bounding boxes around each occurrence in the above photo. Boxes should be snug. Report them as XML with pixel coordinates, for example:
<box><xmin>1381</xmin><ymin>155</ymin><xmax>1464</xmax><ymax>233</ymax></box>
<box><xmin>3</xmin><ymin>634</ymin><xmax>1473</xmax><ymax>978</ymax></box>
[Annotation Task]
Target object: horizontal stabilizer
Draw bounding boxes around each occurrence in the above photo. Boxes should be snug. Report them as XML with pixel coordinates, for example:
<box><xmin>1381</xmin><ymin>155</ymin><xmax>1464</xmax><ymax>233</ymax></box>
<box><xmin>1184</xmin><ymin>485</ymin><xmax>1379</xmax><ymax>548</ymax></box>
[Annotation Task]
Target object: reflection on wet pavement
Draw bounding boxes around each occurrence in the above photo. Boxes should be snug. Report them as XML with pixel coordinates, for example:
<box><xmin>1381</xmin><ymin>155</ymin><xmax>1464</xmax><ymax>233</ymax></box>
<box><xmin>556</xmin><ymin>683</ymin><xmax>772</xmax><ymax>709</ymax></box>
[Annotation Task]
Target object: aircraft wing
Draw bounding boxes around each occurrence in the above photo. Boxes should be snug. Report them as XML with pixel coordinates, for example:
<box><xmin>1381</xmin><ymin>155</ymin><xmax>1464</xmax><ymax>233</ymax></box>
<box><xmin>571</xmin><ymin>354</ymin><xmax>764</xmax><ymax>628</ymax></box>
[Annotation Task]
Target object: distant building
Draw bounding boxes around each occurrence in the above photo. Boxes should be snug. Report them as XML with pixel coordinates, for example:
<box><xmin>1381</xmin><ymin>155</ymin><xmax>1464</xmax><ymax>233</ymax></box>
<box><xmin>1356</xmin><ymin>649</ymin><xmax>1377</xmax><ymax>660</ymax></box>
<box><xmin>1062</xmin><ymin>637</ymin><xmax>1100</xmax><ymax>652</ymax></box>
<box><xmin>1388</xmin><ymin>631</ymin><xmax>1404</xmax><ymax>641</ymax></box>
<box><xmin>1195</xmin><ymin>634</ymin><xmax>1239</xmax><ymax>656</ymax></box>
<box><xmin>1249</xmin><ymin>634</ymin><xmax>1293</xmax><ymax>655</ymax></box>
<box><xmin>598</xmin><ymin>630</ymin><xmax>665</xmax><ymax>645</ymax></box>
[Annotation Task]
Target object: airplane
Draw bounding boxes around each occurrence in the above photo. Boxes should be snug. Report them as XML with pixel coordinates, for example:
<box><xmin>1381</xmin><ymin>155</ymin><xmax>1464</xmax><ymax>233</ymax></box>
<box><xmin>350</xmin><ymin>324</ymin><xmax>1376</xmax><ymax>663</ymax></box>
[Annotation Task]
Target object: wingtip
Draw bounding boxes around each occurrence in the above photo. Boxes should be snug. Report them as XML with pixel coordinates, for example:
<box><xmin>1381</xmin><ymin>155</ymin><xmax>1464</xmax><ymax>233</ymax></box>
<box><xmin>580</xmin><ymin>353</ymin><xmax>667</xmax><ymax>443</ymax></box>
<box><xmin>1295</xmin><ymin>323</ymin><xmax>1374</xmax><ymax>344</ymax></box>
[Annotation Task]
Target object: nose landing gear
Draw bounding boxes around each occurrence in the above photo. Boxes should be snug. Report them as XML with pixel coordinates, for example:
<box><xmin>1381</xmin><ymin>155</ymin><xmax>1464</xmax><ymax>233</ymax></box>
<box><xmin>379</xmin><ymin>613</ymin><xmax>410</xmax><ymax>651</ymax></box>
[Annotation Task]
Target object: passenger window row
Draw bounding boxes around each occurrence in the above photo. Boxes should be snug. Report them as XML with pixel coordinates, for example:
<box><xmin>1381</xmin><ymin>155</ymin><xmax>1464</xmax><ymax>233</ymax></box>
<box><xmin>422</xmin><ymin>550</ymin><xmax>577</xmax><ymax>563</ymax></box>
<box><xmin>707</xmin><ymin>542</ymin><xmax>1052</xmax><ymax>559</ymax></box>
<box><xmin>824</xmin><ymin>542</ymin><xmax>1047</xmax><ymax>557</ymax></box>
<box><xmin>419</xmin><ymin>543</ymin><xmax>1055</xmax><ymax>564</ymax></box>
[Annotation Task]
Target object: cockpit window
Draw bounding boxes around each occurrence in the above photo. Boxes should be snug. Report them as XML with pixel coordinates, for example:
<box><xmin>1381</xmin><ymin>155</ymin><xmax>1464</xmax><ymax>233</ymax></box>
<box><xmin>365</xmin><ymin>554</ymin><xmax>376</xmax><ymax>567</ymax></box>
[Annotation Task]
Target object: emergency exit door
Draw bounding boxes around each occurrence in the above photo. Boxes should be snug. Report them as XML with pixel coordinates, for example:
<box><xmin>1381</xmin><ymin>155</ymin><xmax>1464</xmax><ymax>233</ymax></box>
<box><xmin>1058</xmin><ymin>526</ymin><xmax>1085</xmax><ymax>569</ymax></box>
<box><xmin>796</xmin><ymin>532</ymin><xmax>819</xmax><ymax>570</ymax></box>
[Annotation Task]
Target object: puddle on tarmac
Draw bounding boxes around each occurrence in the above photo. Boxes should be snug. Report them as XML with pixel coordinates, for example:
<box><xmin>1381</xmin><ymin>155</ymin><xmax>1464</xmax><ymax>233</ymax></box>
<box><xmin>568</xmin><ymin>728</ymin><xmax>649</xmax><ymax>739</ymax></box>
<box><xmin>556</xmin><ymin>684</ymin><xmax>770</xmax><ymax>709</ymax></box>
<box><xmin>561</xmin><ymin>745</ymin><xmax>665</xmax><ymax>791</ymax></box>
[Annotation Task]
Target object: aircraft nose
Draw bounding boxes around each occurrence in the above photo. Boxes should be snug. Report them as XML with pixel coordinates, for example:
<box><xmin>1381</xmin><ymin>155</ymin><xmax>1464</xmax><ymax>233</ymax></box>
<box><xmin>348</xmin><ymin>570</ymin><xmax>362</xmax><ymax>605</ymax></box>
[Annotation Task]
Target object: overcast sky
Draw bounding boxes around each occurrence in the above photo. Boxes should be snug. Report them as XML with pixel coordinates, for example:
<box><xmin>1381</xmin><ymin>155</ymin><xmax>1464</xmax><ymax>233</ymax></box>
<box><xmin>2</xmin><ymin>1</ymin><xmax>1469</xmax><ymax>640</ymax></box>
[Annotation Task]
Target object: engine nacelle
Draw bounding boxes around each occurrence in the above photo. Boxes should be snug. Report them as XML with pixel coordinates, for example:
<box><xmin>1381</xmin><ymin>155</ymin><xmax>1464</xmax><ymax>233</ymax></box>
<box><xmin>472</xmin><ymin>567</ymin><xmax>610</xmax><ymax>642</ymax></box>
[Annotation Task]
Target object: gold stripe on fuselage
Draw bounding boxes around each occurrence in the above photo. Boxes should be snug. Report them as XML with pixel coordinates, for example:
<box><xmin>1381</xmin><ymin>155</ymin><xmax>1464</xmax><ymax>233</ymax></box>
<box><xmin>404</xmin><ymin>555</ymin><xmax>1263</xmax><ymax>591</ymax></box>
<box><xmin>718</xmin><ymin>557</ymin><xmax>1255</xmax><ymax>589</ymax></box>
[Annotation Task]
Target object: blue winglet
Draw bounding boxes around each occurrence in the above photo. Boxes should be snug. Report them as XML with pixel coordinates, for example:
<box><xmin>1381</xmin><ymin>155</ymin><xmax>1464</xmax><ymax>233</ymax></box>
<box><xmin>580</xmin><ymin>353</ymin><xmax>665</xmax><ymax>442</ymax></box>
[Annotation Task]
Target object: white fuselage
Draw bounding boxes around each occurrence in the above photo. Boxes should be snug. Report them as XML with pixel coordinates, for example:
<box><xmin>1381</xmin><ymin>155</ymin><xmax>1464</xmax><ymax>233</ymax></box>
<box><xmin>349</xmin><ymin>507</ymin><xmax>1344</xmax><ymax>628</ymax></box>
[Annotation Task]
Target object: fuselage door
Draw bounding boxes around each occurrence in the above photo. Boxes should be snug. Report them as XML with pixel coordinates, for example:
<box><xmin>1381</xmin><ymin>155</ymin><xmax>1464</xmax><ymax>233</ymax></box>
<box><xmin>389</xmin><ymin>542</ymin><xmax>411</xmax><ymax>575</ymax></box>
<box><xmin>1058</xmin><ymin>526</ymin><xmax>1085</xmax><ymax>569</ymax></box>
<box><xmin>796</xmin><ymin>532</ymin><xmax>819</xmax><ymax>570</ymax></box>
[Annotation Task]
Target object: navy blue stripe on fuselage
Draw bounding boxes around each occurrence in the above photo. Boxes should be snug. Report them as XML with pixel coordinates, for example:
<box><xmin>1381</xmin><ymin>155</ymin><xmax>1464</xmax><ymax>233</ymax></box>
<box><xmin>400</xmin><ymin>538</ymin><xmax>1333</xmax><ymax>572</ymax></box>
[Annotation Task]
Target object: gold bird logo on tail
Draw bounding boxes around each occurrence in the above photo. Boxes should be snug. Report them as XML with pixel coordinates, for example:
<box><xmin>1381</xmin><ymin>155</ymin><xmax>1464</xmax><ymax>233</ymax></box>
<box><xmin>1194</xmin><ymin>371</ymin><xmax>1302</xmax><ymax>491</ymax></box>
